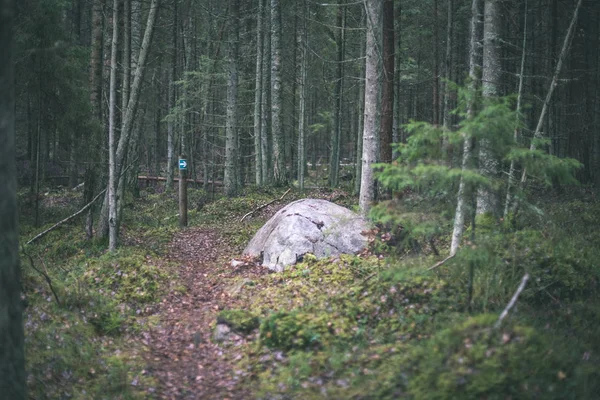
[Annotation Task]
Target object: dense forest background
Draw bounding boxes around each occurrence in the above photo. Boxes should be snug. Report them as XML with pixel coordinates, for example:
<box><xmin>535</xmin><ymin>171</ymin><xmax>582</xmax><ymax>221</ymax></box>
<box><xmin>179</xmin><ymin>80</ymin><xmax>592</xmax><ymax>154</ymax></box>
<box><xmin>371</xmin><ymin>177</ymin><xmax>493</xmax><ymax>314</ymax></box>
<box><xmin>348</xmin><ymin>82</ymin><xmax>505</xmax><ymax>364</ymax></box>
<box><xmin>14</xmin><ymin>0</ymin><xmax>600</xmax><ymax>217</ymax></box>
<box><xmin>3</xmin><ymin>0</ymin><xmax>600</xmax><ymax>398</ymax></box>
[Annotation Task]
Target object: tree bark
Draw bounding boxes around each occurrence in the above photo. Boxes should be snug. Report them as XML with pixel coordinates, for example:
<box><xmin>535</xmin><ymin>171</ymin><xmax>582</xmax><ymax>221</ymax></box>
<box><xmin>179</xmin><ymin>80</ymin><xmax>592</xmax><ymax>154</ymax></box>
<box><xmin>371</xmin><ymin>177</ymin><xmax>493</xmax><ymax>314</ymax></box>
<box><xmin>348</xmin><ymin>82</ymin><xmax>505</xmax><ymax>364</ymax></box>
<box><xmin>297</xmin><ymin>0</ymin><xmax>308</xmax><ymax>190</ymax></box>
<box><xmin>261</xmin><ymin>7</ymin><xmax>271</xmax><ymax>183</ymax></box>
<box><xmin>166</xmin><ymin>0</ymin><xmax>177</xmax><ymax>191</ymax></box>
<box><xmin>450</xmin><ymin>0</ymin><xmax>482</xmax><ymax>256</ymax></box>
<box><xmin>520</xmin><ymin>0</ymin><xmax>582</xmax><ymax>184</ymax></box>
<box><xmin>475</xmin><ymin>0</ymin><xmax>502</xmax><ymax>215</ymax></box>
<box><xmin>380</xmin><ymin>0</ymin><xmax>394</xmax><ymax>164</ymax></box>
<box><xmin>224</xmin><ymin>0</ymin><xmax>240</xmax><ymax>196</ymax></box>
<box><xmin>270</xmin><ymin>0</ymin><xmax>285</xmax><ymax>184</ymax></box>
<box><xmin>359</xmin><ymin>0</ymin><xmax>382</xmax><ymax>216</ymax></box>
<box><xmin>98</xmin><ymin>0</ymin><xmax>160</xmax><ymax>239</ymax></box>
<box><xmin>108</xmin><ymin>0</ymin><xmax>119</xmax><ymax>252</ymax></box>
<box><xmin>0</xmin><ymin>0</ymin><xmax>25</xmax><ymax>396</ymax></box>
<box><xmin>254</xmin><ymin>0</ymin><xmax>264</xmax><ymax>185</ymax></box>
<box><xmin>441</xmin><ymin>0</ymin><xmax>454</xmax><ymax>158</ymax></box>
<box><xmin>329</xmin><ymin>2</ymin><xmax>346</xmax><ymax>188</ymax></box>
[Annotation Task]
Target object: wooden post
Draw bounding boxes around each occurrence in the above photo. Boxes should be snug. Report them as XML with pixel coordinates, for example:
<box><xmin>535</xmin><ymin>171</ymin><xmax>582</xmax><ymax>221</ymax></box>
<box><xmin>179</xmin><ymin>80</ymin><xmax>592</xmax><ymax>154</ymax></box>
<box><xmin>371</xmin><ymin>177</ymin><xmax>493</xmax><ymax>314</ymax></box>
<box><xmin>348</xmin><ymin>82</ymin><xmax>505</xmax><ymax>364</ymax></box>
<box><xmin>179</xmin><ymin>154</ymin><xmax>188</xmax><ymax>227</ymax></box>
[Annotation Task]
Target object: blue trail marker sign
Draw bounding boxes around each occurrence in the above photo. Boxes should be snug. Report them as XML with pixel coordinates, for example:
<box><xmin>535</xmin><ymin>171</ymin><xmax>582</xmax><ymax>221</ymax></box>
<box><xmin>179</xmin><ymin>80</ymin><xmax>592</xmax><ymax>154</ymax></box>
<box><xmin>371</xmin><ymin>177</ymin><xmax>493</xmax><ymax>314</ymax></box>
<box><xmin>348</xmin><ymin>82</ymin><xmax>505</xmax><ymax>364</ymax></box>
<box><xmin>179</xmin><ymin>159</ymin><xmax>187</xmax><ymax>170</ymax></box>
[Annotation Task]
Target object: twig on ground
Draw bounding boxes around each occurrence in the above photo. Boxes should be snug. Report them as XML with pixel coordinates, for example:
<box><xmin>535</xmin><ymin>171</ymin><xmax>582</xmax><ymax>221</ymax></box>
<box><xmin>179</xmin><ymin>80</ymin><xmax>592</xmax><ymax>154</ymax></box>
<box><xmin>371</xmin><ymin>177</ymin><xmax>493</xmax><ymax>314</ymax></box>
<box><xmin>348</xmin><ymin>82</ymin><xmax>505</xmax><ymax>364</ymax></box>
<box><xmin>494</xmin><ymin>273</ymin><xmax>529</xmax><ymax>329</ymax></box>
<box><xmin>240</xmin><ymin>188</ymin><xmax>291</xmax><ymax>222</ymax></box>
<box><xmin>427</xmin><ymin>253</ymin><xmax>455</xmax><ymax>271</ymax></box>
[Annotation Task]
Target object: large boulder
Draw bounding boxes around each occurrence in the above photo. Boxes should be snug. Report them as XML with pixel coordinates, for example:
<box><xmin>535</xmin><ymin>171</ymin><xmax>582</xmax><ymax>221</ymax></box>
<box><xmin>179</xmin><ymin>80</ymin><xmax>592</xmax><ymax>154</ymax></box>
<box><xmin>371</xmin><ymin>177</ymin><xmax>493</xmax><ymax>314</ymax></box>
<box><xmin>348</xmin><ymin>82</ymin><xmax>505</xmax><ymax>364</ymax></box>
<box><xmin>244</xmin><ymin>199</ymin><xmax>369</xmax><ymax>271</ymax></box>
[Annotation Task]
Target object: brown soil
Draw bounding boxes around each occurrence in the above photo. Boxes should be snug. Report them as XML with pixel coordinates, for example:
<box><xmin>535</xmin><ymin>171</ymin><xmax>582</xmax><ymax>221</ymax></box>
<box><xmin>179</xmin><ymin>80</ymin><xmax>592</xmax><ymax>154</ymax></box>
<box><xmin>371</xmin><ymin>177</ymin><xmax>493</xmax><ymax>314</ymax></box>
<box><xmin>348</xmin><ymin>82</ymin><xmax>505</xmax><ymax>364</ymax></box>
<box><xmin>144</xmin><ymin>227</ymin><xmax>267</xmax><ymax>399</ymax></box>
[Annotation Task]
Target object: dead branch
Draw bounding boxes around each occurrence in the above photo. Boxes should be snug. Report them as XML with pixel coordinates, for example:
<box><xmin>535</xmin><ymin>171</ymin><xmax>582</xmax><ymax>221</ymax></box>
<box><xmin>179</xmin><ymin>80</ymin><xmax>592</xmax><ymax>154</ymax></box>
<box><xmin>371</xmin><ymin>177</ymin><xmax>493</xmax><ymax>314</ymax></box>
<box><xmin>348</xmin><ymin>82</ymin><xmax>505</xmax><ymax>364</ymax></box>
<box><xmin>26</xmin><ymin>188</ymin><xmax>106</xmax><ymax>245</ymax></box>
<box><xmin>494</xmin><ymin>273</ymin><xmax>529</xmax><ymax>329</ymax></box>
<box><xmin>240</xmin><ymin>188</ymin><xmax>292</xmax><ymax>222</ymax></box>
<box><xmin>427</xmin><ymin>253</ymin><xmax>455</xmax><ymax>271</ymax></box>
<box><xmin>21</xmin><ymin>246</ymin><xmax>61</xmax><ymax>306</ymax></box>
<box><xmin>27</xmin><ymin>158</ymin><xmax>138</xmax><ymax>245</ymax></box>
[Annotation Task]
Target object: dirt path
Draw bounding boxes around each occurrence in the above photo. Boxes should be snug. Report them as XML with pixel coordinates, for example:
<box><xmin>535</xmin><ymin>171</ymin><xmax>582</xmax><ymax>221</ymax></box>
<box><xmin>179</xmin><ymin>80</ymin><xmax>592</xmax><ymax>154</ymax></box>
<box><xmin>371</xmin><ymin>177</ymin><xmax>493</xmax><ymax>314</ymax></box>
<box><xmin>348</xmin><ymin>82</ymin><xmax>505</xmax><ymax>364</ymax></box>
<box><xmin>144</xmin><ymin>228</ymin><xmax>260</xmax><ymax>399</ymax></box>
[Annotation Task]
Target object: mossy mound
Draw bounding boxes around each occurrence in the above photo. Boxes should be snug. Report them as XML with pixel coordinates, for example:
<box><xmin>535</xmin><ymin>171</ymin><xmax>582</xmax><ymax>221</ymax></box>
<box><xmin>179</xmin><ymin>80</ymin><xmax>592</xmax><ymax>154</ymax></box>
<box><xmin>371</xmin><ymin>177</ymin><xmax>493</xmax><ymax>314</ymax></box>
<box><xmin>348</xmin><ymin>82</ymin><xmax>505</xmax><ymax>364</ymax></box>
<box><xmin>407</xmin><ymin>314</ymin><xmax>566</xmax><ymax>400</ymax></box>
<box><xmin>217</xmin><ymin>309</ymin><xmax>260</xmax><ymax>334</ymax></box>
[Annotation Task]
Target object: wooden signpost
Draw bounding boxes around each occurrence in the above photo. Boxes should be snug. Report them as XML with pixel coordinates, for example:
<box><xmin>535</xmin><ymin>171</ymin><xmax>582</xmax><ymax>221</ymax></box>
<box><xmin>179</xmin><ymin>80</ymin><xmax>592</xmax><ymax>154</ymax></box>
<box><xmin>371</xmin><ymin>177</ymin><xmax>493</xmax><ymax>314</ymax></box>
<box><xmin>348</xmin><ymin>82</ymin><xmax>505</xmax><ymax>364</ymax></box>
<box><xmin>179</xmin><ymin>155</ymin><xmax>188</xmax><ymax>227</ymax></box>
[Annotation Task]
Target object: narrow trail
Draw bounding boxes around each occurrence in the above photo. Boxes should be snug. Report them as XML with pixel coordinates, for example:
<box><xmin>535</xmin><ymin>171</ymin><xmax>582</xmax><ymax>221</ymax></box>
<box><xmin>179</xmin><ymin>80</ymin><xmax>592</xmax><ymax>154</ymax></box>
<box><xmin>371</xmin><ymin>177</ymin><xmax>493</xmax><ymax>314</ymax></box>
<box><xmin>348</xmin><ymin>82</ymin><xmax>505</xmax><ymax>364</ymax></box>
<box><xmin>144</xmin><ymin>228</ymin><xmax>262</xmax><ymax>399</ymax></box>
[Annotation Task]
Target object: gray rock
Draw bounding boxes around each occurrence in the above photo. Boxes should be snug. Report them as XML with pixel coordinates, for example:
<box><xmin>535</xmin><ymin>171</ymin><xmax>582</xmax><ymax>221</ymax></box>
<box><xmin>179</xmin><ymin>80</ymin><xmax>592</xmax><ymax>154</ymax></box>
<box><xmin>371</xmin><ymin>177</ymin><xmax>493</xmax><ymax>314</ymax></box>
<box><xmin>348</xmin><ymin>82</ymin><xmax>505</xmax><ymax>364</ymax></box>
<box><xmin>244</xmin><ymin>199</ymin><xmax>369</xmax><ymax>271</ymax></box>
<box><xmin>213</xmin><ymin>323</ymin><xmax>232</xmax><ymax>342</ymax></box>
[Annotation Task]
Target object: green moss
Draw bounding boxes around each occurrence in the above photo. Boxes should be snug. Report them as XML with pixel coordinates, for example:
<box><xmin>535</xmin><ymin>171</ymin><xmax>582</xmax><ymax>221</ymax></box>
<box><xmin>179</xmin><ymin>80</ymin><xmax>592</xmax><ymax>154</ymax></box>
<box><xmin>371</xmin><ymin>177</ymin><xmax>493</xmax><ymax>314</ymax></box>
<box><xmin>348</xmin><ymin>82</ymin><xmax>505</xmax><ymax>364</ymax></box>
<box><xmin>217</xmin><ymin>309</ymin><xmax>260</xmax><ymax>334</ymax></box>
<box><xmin>260</xmin><ymin>310</ymin><xmax>332</xmax><ymax>350</ymax></box>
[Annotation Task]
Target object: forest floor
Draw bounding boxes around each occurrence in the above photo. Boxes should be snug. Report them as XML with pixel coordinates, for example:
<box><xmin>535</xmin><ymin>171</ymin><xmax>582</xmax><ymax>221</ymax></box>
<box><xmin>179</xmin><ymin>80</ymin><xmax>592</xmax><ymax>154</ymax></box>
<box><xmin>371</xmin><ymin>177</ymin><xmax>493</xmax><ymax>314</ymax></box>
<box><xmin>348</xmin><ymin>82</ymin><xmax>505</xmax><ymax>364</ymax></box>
<box><xmin>19</xmin><ymin>185</ymin><xmax>600</xmax><ymax>399</ymax></box>
<box><xmin>144</xmin><ymin>227</ymin><xmax>263</xmax><ymax>399</ymax></box>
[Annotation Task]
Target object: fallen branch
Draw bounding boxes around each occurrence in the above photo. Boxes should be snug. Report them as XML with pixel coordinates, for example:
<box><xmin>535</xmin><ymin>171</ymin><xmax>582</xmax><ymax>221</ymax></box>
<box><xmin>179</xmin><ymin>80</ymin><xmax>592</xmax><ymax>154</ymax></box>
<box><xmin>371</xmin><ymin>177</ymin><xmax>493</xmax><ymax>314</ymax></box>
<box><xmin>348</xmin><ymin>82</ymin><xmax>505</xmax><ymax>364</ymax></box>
<box><xmin>240</xmin><ymin>188</ymin><xmax>292</xmax><ymax>222</ymax></box>
<box><xmin>27</xmin><ymin>158</ymin><xmax>138</xmax><ymax>245</ymax></box>
<box><xmin>427</xmin><ymin>253</ymin><xmax>455</xmax><ymax>271</ymax></box>
<box><xmin>21</xmin><ymin>246</ymin><xmax>61</xmax><ymax>306</ymax></box>
<box><xmin>26</xmin><ymin>188</ymin><xmax>107</xmax><ymax>245</ymax></box>
<box><xmin>494</xmin><ymin>273</ymin><xmax>529</xmax><ymax>329</ymax></box>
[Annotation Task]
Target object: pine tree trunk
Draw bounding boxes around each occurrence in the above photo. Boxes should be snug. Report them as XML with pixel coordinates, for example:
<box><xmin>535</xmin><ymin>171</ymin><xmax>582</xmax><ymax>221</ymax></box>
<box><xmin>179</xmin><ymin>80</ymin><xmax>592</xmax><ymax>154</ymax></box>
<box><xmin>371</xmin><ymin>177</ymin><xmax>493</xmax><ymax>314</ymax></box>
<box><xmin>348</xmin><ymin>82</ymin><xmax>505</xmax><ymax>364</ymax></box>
<box><xmin>441</xmin><ymin>0</ymin><xmax>454</xmax><ymax>158</ymax></box>
<box><xmin>359</xmin><ymin>0</ymin><xmax>382</xmax><ymax>216</ymax></box>
<box><xmin>270</xmin><ymin>0</ymin><xmax>285</xmax><ymax>185</ymax></box>
<box><xmin>0</xmin><ymin>0</ymin><xmax>25</xmax><ymax>395</ymax></box>
<box><xmin>261</xmin><ymin>10</ymin><xmax>271</xmax><ymax>183</ymax></box>
<box><xmin>297</xmin><ymin>0</ymin><xmax>308</xmax><ymax>190</ymax></box>
<box><xmin>254</xmin><ymin>0</ymin><xmax>264</xmax><ymax>185</ymax></box>
<box><xmin>166</xmin><ymin>0</ymin><xmax>177</xmax><ymax>191</ymax></box>
<box><xmin>108</xmin><ymin>0</ymin><xmax>119</xmax><ymax>252</ymax></box>
<box><xmin>329</xmin><ymin>3</ymin><xmax>346</xmax><ymax>188</ymax></box>
<box><xmin>224</xmin><ymin>0</ymin><xmax>239</xmax><ymax>197</ymax></box>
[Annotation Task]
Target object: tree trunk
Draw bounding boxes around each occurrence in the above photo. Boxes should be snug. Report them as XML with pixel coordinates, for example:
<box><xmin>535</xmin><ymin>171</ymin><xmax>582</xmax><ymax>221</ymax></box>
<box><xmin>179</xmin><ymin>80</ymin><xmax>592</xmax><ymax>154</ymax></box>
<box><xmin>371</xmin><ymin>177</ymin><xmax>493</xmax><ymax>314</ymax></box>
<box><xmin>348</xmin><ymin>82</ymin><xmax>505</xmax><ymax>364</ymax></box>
<box><xmin>450</xmin><ymin>0</ymin><xmax>482</xmax><ymax>256</ymax></box>
<box><xmin>355</xmin><ymin>11</ymin><xmax>366</xmax><ymax>196</ymax></box>
<box><xmin>224</xmin><ymin>0</ymin><xmax>240</xmax><ymax>196</ymax></box>
<box><xmin>98</xmin><ymin>0</ymin><xmax>160</xmax><ymax>239</ymax></box>
<box><xmin>329</xmin><ymin>3</ymin><xmax>346</xmax><ymax>188</ymax></box>
<box><xmin>359</xmin><ymin>0</ymin><xmax>382</xmax><ymax>216</ymax></box>
<box><xmin>297</xmin><ymin>0</ymin><xmax>308</xmax><ymax>190</ymax></box>
<box><xmin>0</xmin><ymin>0</ymin><xmax>25</xmax><ymax>396</ymax></box>
<box><xmin>441</xmin><ymin>0</ymin><xmax>454</xmax><ymax>159</ymax></box>
<box><xmin>432</xmin><ymin>0</ymin><xmax>440</xmax><ymax>126</ymax></box>
<box><xmin>270</xmin><ymin>0</ymin><xmax>285</xmax><ymax>185</ymax></box>
<box><xmin>261</xmin><ymin>7</ymin><xmax>271</xmax><ymax>183</ymax></box>
<box><xmin>254</xmin><ymin>0</ymin><xmax>264</xmax><ymax>185</ymax></box>
<box><xmin>520</xmin><ymin>0</ymin><xmax>582</xmax><ymax>184</ymax></box>
<box><xmin>475</xmin><ymin>0</ymin><xmax>502</xmax><ymax>216</ymax></box>
<box><xmin>166</xmin><ymin>0</ymin><xmax>177</xmax><ymax>191</ymax></box>
<box><xmin>503</xmin><ymin>0</ymin><xmax>528</xmax><ymax>217</ymax></box>
<box><xmin>108</xmin><ymin>0</ymin><xmax>119</xmax><ymax>252</ymax></box>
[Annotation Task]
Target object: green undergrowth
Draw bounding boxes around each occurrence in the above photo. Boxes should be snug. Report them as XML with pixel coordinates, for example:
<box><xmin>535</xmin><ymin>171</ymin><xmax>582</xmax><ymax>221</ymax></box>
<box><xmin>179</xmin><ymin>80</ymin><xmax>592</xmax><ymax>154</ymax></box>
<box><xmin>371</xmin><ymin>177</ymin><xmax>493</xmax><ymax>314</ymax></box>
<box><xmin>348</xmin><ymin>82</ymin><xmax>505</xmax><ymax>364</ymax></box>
<box><xmin>20</xmin><ymin>188</ymin><xmax>178</xmax><ymax>399</ymax></box>
<box><xmin>216</xmin><ymin>189</ymin><xmax>600</xmax><ymax>399</ymax></box>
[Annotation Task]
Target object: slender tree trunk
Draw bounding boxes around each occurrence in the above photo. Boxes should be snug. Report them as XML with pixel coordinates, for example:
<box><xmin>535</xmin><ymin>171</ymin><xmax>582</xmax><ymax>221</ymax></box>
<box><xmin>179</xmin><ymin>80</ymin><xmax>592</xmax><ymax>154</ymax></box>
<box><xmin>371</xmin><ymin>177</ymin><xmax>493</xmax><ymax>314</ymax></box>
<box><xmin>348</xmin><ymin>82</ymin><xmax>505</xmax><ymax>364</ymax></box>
<box><xmin>355</xmin><ymin>14</ymin><xmax>366</xmax><ymax>196</ymax></box>
<box><xmin>261</xmin><ymin>9</ymin><xmax>271</xmax><ymax>183</ymax></box>
<box><xmin>432</xmin><ymin>0</ymin><xmax>440</xmax><ymax>126</ymax></box>
<box><xmin>475</xmin><ymin>0</ymin><xmax>502</xmax><ymax>216</ymax></box>
<box><xmin>108</xmin><ymin>0</ymin><xmax>119</xmax><ymax>251</ymax></box>
<box><xmin>520</xmin><ymin>0</ymin><xmax>582</xmax><ymax>184</ymax></box>
<box><xmin>224</xmin><ymin>0</ymin><xmax>239</xmax><ymax>196</ymax></box>
<box><xmin>122</xmin><ymin>0</ymin><xmax>131</xmax><ymax>114</ymax></box>
<box><xmin>441</xmin><ymin>0</ymin><xmax>454</xmax><ymax>159</ymax></box>
<box><xmin>166</xmin><ymin>0</ymin><xmax>177</xmax><ymax>191</ymax></box>
<box><xmin>271</xmin><ymin>0</ymin><xmax>285</xmax><ymax>184</ymax></box>
<box><xmin>254</xmin><ymin>0</ymin><xmax>264</xmax><ymax>185</ymax></box>
<box><xmin>504</xmin><ymin>0</ymin><xmax>527</xmax><ymax>217</ymax></box>
<box><xmin>0</xmin><ymin>0</ymin><xmax>25</xmax><ymax>395</ymax></box>
<box><xmin>392</xmin><ymin>1</ymin><xmax>402</xmax><ymax>158</ymax></box>
<box><xmin>450</xmin><ymin>0</ymin><xmax>482</xmax><ymax>256</ymax></box>
<box><xmin>98</xmin><ymin>0</ymin><xmax>160</xmax><ymax>239</ymax></box>
<box><xmin>329</xmin><ymin>4</ymin><xmax>346</xmax><ymax>188</ymax></box>
<box><xmin>359</xmin><ymin>0</ymin><xmax>382</xmax><ymax>216</ymax></box>
<box><xmin>297</xmin><ymin>0</ymin><xmax>308</xmax><ymax>190</ymax></box>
